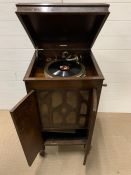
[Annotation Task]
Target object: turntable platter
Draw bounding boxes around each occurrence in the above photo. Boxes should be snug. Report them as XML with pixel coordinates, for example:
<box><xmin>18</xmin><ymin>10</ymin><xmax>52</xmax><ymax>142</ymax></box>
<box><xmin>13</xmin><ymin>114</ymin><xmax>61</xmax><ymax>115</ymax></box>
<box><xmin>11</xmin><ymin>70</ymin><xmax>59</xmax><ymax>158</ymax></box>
<box><xmin>44</xmin><ymin>60</ymin><xmax>86</xmax><ymax>78</ymax></box>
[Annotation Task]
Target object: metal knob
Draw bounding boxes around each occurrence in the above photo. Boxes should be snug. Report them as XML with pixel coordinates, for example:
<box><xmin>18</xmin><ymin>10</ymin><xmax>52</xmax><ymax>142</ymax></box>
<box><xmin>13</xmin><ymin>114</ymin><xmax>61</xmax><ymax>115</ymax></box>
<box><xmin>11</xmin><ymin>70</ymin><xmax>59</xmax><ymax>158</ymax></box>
<box><xmin>102</xmin><ymin>83</ymin><xmax>107</xmax><ymax>87</ymax></box>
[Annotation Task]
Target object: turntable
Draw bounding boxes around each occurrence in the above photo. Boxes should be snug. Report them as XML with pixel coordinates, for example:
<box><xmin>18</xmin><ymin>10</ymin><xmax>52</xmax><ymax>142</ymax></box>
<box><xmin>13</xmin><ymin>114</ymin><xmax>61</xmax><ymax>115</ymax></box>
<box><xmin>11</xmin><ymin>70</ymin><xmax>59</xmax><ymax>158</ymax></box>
<box><xmin>10</xmin><ymin>4</ymin><xmax>110</xmax><ymax>166</ymax></box>
<box><xmin>44</xmin><ymin>51</ymin><xmax>86</xmax><ymax>78</ymax></box>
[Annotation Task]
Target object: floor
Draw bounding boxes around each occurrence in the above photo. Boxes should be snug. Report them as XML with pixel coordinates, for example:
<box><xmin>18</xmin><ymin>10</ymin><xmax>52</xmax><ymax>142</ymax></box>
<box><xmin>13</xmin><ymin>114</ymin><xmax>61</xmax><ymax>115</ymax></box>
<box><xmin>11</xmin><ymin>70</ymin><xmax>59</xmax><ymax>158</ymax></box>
<box><xmin>0</xmin><ymin>111</ymin><xmax>131</xmax><ymax>175</ymax></box>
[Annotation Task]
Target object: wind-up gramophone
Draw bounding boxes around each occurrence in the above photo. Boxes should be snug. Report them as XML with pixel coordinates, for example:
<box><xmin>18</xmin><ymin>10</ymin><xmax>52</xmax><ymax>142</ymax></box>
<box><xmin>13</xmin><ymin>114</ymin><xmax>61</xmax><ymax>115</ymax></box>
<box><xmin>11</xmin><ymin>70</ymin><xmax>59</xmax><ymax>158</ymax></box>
<box><xmin>10</xmin><ymin>3</ymin><xmax>109</xmax><ymax>166</ymax></box>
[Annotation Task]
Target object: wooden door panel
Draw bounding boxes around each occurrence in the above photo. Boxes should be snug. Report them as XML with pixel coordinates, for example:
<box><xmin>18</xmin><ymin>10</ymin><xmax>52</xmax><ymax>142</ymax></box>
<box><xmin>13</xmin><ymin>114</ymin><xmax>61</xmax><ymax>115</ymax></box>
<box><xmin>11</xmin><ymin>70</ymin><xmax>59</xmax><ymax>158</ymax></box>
<box><xmin>10</xmin><ymin>90</ymin><xmax>43</xmax><ymax>166</ymax></box>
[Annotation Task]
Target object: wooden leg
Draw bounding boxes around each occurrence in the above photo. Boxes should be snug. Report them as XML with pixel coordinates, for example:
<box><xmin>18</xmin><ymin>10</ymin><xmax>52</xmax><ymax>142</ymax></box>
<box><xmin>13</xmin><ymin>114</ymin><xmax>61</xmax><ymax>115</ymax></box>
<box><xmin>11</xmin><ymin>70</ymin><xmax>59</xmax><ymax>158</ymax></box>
<box><xmin>39</xmin><ymin>146</ymin><xmax>45</xmax><ymax>157</ymax></box>
<box><xmin>83</xmin><ymin>89</ymin><xmax>97</xmax><ymax>165</ymax></box>
<box><xmin>83</xmin><ymin>144</ymin><xmax>91</xmax><ymax>165</ymax></box>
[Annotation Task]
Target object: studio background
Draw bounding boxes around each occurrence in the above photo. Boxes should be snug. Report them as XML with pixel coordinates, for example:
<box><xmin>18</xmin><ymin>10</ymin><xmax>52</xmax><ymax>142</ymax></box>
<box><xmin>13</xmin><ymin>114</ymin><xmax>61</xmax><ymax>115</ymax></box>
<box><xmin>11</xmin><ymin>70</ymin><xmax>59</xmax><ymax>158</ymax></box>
<box><xmin>0</xmin><ymin>0</ymin><xmax>131</xmax><ymax>112</ymax></box>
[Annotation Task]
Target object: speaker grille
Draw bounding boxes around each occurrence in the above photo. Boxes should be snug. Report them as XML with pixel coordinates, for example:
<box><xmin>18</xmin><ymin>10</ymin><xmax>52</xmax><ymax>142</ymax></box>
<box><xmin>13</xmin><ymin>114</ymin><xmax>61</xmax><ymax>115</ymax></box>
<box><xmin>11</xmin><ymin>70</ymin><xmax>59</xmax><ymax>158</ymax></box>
<box><xmin>37</xmin><ymin>90</ymin><xmax>90</xmax><ymax>129</ymax></box>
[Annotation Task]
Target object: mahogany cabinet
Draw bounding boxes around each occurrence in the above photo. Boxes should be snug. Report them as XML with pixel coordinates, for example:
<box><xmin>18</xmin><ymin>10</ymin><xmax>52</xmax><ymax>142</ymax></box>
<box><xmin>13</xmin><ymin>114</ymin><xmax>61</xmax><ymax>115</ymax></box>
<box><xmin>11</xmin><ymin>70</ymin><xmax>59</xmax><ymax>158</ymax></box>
<box><xmin>10</xmin><ymin>3</ymin><xmax>109</xmax><ymax>166</ymax></box>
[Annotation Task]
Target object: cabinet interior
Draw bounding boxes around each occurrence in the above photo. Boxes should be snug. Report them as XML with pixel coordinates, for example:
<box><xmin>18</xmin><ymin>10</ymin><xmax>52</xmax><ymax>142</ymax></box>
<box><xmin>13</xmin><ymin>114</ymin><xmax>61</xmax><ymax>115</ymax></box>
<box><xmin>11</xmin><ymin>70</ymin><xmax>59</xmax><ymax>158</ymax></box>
<box><xmin>28</xmin><ymin>50</ymin><xmax>99</xmax><ymax>79</ymax></box>
<box><xmin>42</xmin><ymin>129</ymin><xmax>88</xmax><ymax>145</ymax></box>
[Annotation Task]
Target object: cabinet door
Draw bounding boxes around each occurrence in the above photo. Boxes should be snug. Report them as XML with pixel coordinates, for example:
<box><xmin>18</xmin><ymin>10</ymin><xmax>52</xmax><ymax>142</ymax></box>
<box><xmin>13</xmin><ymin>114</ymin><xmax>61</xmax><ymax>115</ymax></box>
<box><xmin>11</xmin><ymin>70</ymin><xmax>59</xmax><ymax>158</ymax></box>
<box><xmin>10</xmin><ymin>90</ymin><xmax>43</xmax><ymax>166</ymax></box>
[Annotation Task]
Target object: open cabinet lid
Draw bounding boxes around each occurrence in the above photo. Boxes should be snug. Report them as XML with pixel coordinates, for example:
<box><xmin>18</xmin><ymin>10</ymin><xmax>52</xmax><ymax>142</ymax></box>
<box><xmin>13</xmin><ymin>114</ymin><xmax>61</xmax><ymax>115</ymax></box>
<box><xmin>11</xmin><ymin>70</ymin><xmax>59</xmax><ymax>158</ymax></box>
<box><xmin>16</xmin><ymin>3</ymin><xmax>109</xmax><ymax>49</ymax></box>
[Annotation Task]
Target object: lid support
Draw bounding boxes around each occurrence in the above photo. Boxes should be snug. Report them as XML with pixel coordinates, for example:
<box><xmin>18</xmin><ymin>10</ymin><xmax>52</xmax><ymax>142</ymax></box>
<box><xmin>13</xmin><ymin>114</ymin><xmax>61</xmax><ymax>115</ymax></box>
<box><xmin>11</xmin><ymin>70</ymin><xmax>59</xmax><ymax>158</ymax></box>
<box><xmin>35</xmin><ymin>48</ymin><xmax>44</xmax><ymax>59</ymax></box>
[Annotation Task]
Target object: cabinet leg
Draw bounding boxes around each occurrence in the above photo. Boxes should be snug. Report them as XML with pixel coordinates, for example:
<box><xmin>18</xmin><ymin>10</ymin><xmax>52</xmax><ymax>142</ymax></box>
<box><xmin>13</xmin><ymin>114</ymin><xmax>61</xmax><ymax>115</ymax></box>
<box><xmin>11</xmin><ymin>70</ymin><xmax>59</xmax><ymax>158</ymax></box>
<box><xmin>39</xmin><ymin>146</ymin><xmax>45</xmax><ymax>157</ymax></box>
<box><xmin>83</xmin><ymin>145</ymin><xmax>92</xmax><ymax>165</ymax></box>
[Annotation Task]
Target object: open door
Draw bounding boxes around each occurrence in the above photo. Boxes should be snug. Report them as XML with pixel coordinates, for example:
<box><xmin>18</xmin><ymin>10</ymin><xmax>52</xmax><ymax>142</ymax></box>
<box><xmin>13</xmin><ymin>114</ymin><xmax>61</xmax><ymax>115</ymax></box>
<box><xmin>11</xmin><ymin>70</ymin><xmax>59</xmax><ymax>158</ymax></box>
<box><xmin>10</xmin><ymin>90</ymin><xmax>43</xmax><ymax>166</ymax></box>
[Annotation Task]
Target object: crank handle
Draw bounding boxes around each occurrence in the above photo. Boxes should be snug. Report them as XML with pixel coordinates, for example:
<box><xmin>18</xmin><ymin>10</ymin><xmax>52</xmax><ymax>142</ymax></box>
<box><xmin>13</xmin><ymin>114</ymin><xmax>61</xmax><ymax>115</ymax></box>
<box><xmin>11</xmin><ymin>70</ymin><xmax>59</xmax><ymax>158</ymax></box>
<box><xmin>102</xmin><ymin>83</ymin><xmax>107</xmax><ymax>87</ymax></box>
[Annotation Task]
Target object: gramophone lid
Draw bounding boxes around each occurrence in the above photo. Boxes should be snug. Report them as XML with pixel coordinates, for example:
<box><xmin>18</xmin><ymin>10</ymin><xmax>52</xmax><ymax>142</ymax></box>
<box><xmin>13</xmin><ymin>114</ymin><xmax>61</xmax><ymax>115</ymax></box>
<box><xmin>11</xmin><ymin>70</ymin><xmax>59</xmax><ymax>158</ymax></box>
<box><xmin>16</xmin><ymin>3</ymin><xmax>110</xmax><ymax>49</ymax></box>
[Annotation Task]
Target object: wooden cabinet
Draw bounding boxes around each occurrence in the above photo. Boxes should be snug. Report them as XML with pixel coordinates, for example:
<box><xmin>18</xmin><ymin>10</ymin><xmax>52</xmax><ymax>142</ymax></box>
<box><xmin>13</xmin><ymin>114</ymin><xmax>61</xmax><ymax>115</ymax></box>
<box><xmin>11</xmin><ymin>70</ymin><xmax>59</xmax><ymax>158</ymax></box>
<box><xmin>10</xmin><ymin>3</ymin><xmax>109</xmax><ymax>166</ymax></box>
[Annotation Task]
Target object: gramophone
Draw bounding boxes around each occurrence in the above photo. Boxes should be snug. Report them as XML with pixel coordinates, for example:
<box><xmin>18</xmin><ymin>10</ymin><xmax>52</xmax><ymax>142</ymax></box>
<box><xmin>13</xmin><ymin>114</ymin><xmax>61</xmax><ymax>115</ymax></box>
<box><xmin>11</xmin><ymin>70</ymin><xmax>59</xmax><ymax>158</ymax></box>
<box><xmin>10</xmin><ymin>3</ymin><xmax>109</xmax><ymax>166</ymax></box>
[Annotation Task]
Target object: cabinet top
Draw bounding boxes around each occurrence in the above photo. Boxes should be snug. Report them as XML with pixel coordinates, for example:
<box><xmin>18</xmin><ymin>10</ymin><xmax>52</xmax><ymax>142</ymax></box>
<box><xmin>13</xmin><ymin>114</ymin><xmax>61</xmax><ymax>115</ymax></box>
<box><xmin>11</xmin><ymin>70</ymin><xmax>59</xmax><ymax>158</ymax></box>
<box><xmin>16</xmin><ymin>3</ymin><xmax>109</xmax><ymax>7</ymax></box>
<box><xmin>16</xmin><ymin>3</ymin><xmax>110</xmax><ymax>49</ymax></box>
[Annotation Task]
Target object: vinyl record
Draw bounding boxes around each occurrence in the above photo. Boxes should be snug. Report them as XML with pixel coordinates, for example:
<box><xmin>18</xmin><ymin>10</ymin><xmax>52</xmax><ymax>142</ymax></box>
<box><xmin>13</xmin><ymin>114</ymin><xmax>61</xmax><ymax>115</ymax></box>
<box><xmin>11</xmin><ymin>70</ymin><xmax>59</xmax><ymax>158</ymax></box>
<box><xmin>45</xmin><ymin>60</ymin><xmax>84</xmax><ymax>77</ymax></box>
